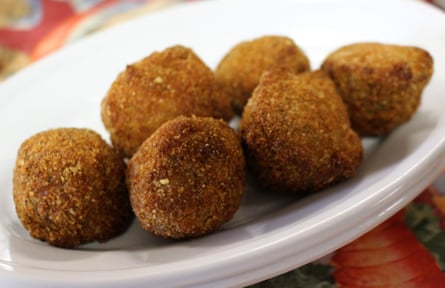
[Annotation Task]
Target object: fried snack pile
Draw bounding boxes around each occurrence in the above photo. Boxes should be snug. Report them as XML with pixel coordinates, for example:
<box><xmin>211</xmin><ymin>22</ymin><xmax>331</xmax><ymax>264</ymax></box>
<box><xmin>13</xmin><ymin>128</ymin><xmax>132</xmax><ymax>248</ymax></box>
<box><xmin>127</xmin><ymin>116</ymin><xmax>245</xmax><ymax>238</ymax></box>
<box><xmin>215</xmin><ymin>35</ymin><xmax>310</xmax><ymax>114</ymax></box>
<box><xmin>240</xmin><ymin>70</ymin><xmax>363</xmax><ymax>193</ymax></box>
<box><xmin>321</xmin><ymin>42</ymin><xmax>433</xmax><ymax>136</ymax></box>
<box><xmin>101</xmin><ymin>45</ymin><xmax>233</xmax><ymax>158</ymax></box>
<box><xmin>12</xmin><ymin>37</ymin><xmax>434</xmax><ymax>247</ymax></box>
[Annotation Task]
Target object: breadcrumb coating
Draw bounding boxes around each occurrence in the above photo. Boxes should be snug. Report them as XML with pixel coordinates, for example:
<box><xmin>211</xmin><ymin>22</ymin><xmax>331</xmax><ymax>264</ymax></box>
<box><xmin>127</xmin><ymin>116</ymin><xmax>245</xmax><ymax>238</ymax></box>
<box><xmin>240</xmin><ymin>69</ymin><xmax>363</xmax><ymax>194</ymax></box>
<box><xmin>13</xmin><ymin>128</ymin><xmax>132</xmax><ymax>248</ymax></box>
<box><xmin>321</xmin><ymin>42</ymin><xmax>433</xmax><ymax>136</ymax></box>
<box><xmin>215</xmin><ymin>35</ymin><xmax>310</xmax><ymax>114</ymax></box>
<box><xmin>101</xmin><ymin>45</ymin><xmax>233</xmax><ymax>157</ymax></box>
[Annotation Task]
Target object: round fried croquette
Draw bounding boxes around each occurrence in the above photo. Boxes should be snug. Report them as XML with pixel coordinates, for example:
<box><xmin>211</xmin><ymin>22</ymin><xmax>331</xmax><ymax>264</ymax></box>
<box><xmin>321</xmin><ymin>42</ymin><xmax>434</xmax><ymax>136</ymax></box>
<box><xmin>101</xmin><ymin>45</ymin><xmax>233</xmax><ymax>158</ymax></box>
<box><xmin>240</xmin><ymin>69</ymin><xmax>363</xmax><ymax>194</ymax></box>
<box><xmin>214</xmin><ymin>35</ymin><xmax>311</xmax><ymax>114</ymax></box>
<box><xmin>13</xmin><ymin>128</ymin><xmax>132</xmax><ymax>248</ymax></box>
<box><xmin>127</xmin><ymin>116</ymin><xmax>246</xmax><ymax>239</ymax></box>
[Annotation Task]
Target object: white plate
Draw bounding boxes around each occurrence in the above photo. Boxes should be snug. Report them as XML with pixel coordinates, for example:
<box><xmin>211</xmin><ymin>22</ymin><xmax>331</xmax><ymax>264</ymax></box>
<box><xmin>1</xmin><ymin>0</ymin><xmax>445</xmax><ymax>287</ymax></box>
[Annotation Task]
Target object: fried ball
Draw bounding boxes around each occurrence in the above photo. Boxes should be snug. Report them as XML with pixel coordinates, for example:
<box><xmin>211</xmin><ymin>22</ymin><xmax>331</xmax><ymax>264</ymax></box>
<box><xmin>240</xmin><ymin>69</ymin><xmax>363</xmax><ymax>194</ymax></box>
<box><xmin>127</xmin><ymin>116</ymin><xmax>245</xmax><ymax>239</ymax></box>
<box><xmin>321</xmin><ymin>42</ymin><xmax>434</xmax><ymax>136</ymax></box>
<box><xmin>101</xmin><ymin>45</ymin><xmax>233</xmax><ymax>158</ymax></box>
<box><xmin>13</xmin><ymin>128</ymin><xmax>132</xmax><ymax>248</ymax></box>
<box><xmin>215</xmin><ymin>35</ymin><xmax>310</xmax><ymax>114</ymax></box>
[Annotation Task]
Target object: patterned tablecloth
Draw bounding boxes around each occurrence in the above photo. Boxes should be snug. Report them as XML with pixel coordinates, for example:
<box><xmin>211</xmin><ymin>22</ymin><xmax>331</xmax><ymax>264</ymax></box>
<box><xmin>1</xmin><ymin>1</ymin><xmax>445</xmax><ymax>287</ymax></box>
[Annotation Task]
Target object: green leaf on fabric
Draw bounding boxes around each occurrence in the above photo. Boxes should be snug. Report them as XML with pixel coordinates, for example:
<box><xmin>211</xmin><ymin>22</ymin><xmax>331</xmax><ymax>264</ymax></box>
<box><xmin>405</xmin><ymin>203</ymin><xmax>441</xmax><ymax>242</ymax></box>
<box><xmin>248</xmin><ymin>263</ymin><xmax>335</xmax><ymax>288</ymax></box>
<box><xmin>424</xmin><ymin>232</ymin><xmax>445</xmax><ymax>271</ymax></box>
<box><xmin>405</xmin><ymin>202</ymin><xmax>445</xmax><ymax>271</ymax></box>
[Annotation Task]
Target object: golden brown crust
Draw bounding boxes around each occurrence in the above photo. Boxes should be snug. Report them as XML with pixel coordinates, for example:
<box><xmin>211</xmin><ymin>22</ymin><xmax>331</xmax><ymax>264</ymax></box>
<box><xmin>101</xmin><ymin>45</ymin><xmax>233</xmax><ymax>157</ymax></box>
<box><xmin>13</xmin><ymin>128</ymin><xmax>132</xmax><ymax>248</ymax></box>
<box><xmin>127</xmin><ymin>116</ymin><xmax>245</xmax><ymax>238</ymax></box>
<box><xmin>240</xmin><ymin>69</ymin><xmax>363</xmax><ymax>193</ymax></box>
<box><xmin>321</xmin><ymin>42</ymin><xmax>434</xmax><ymax>136</ymax></box>
<box><xmin>215</xmin><ymin>35</ymin><xmax>310</xmax><ymax>114</ymax></box>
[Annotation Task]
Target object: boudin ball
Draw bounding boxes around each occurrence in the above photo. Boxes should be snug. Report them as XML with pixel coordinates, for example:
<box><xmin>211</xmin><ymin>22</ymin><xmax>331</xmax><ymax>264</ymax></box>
<box><xmin>215</xmin><ymin>35</ymin><xmax>310</xmax><ymax>114</ymax></box>
<box><xmin>13</xmin><ymin>128</ymin><xmax>132</xmax><ymax>248</ymax></box>
<box><xmin>240</xmin><ymin>69</ymin><xmax>363</xmax><ymax>194</ymax></box>
<box><xmin>101</xmin><ymin>45</ymin><xmax>233</xmax><ymax>158</ymax></box>
<box><xmin>321</xmin><ymin>42</ymin><xmax>434</xmax><ymax>136</ymax></box>
<box><xmin>127</xmin><ymin>116</ymin><xmax>245</xmax><ymax>239</ymax></box>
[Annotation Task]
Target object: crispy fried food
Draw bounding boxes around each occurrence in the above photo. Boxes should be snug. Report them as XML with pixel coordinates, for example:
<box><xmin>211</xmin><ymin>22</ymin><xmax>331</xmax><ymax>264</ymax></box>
<box><xmin>321</xmin><ymin>42</ymin><xmax>434</xmax><ymax>136</ymax></box>
<box><xmin>240</xmin><ymin>69</ymin><xmax>363</xmax><ymax>194</ymax></box>
<box><xmin>101</xmin><ymin>45</ymin><xmax>233</xmax><ymax>158</ymax></box>
<box><xmin>214</xmin><ymin>35</ymin><xmax>310</xmax><ymax>114</ymax></box>
<box><xmin>13</xmin><ymin>128</ymin><xmax>132</xmax><ymax>248</ymax></box>
<box><xmin>127</xmin><ymin>116</ymin><xmax>245</xmax><ymax>239</ymax></box>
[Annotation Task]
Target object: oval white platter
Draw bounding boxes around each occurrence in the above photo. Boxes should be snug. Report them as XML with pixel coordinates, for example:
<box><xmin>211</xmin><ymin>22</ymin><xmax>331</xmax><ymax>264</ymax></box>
<box><xmin>0</xmin><ymin>0</ymin><xmax>445</xmax><ymax>287</ymax></box>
